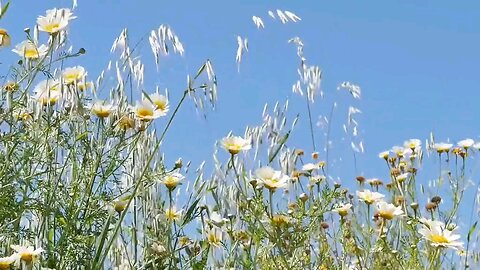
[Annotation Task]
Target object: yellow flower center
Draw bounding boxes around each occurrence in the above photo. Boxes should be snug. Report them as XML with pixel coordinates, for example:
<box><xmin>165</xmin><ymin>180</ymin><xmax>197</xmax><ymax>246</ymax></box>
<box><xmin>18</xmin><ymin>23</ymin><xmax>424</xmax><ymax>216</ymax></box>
<box><xmin>431</xmin><ymin>234</ymin><xmax>449</xmax><ymax>244</ymax></box>
<box><xmin>163</xmin><ymin>177</ymin><xmax>179</xmax><ymax>190</ymax></box>
<box><xmin>338</xmin><ymin>209</ymin><xmax>348</xmax><ymax>217</ymax></box>
<box><xmin>136</xmin><ymin>107</ymin><xmax>153</xmax><ymax>118</ymax></box>
<box><xmin>40</xmin><ymin>96</ymin><xmax>59</xmax><ymax>106</ymax></box>
<box><xmin>93</xmin><ymin>107</ymin><xmax>111</xmax><ymax>118</ymax></box>
<box><xmin>165</xmin><ymin>209</ymin><xmax>180</xmax><ymax>221</ymax></box>
<box><xmin>207</xmin><ymin>232</ymin><xmax>221</xmax><ymax>246</ymax></box>
<box><xmin>154</xmin><ymin>101</ymin><xmax>167</xmax><ymax>111</ymax></box>
<box><xmin>0</xmin><ymin>262</ymin><xmax>11</xmax><ymax>270</ymax></box>
<box><xmin>20</xmin><ymin>253</ymin><xmax>33</xmax><ymax>263</ymax></box>
<box><xmin>44</xmin><ymin>23</ymin><xmax>61</xmax><ymax>33</ymax></box>
<box><xmin>378</xmin><ymin>211</ymin><xmax>394</xmax><ymax>220</ymax></box>
<box><xmin>118</xmin><ymin>116</ymin><xmax>134</xmax><ymax>130</ymax></box>
<box><xmin>24</xmin><ymin>49</ymin><xmax>40</xmax><ymax>58</ymax></box>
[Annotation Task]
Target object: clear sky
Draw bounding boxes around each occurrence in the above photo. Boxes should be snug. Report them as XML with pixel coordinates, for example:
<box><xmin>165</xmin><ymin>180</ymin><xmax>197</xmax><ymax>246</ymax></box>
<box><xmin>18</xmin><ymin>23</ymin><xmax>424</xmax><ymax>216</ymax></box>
<box><xmin>2</xmin><ymin>1</ymin><xmax>480</xmax><ymax>212</ymax></box>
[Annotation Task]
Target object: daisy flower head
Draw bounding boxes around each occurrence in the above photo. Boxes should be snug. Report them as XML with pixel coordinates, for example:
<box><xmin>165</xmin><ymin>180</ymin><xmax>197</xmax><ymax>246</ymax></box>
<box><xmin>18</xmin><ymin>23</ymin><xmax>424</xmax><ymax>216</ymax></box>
<box><xmin>375</xmin><ymin>201</ymin><xmax>404</xmax><ymax>220</ymax></box>
<box><xmin>12</xmin><ymin>40</ymin><xmax>48</xmax><ymax>59</ymax></box>
<box><xmin>161</xmin><ymin>172</ymin><xmax>184</xmax><ymax>190</ymax></box>
<box><xmin>91</xmin><ymin>101</ymin><xmax>115</xmax><ymax>118</ymax></box>
<box><xmin>458</xmin><ymin>138</ymin><xmax>475</xmax><ymax>149</ymax></box>
<box><xmin>0</xmin><ymin>255</ymin><xmax>16</xmax><ymax>270</ymax></box>
<box><xmin>302</xmin><ymin>163</ymin><xmax>319</xmax><ymax>172</ymax></box>
<box><xmin>418</xmin><ymin>219</ymin><xmax>463</xmax><ymax>250</ymax></box>
<box><xmin>378</xmin><ymin>150</ymin><xmax>390</xmax><ymax>160</ymax></box>
<box><xmin>206</xmin><ymin>227</ymin><xmax>223</xmax><ymax>247</ymax></box>
<box><xmin>37</xmin><ymin>8</ymin><xmax>76</xmax><ymax>34</ymax></box>
<box><xmin>332</xmin><ymin>203</ymin><xmax>352</xmax><ymax>217</ymax></box>
<box><xmin>62</xmin><ymin>66</ymin><xmax>87</xmax><ymax>84</ymax></box>
<box><xmin>433</xmin><ymin>142</ymin><xmax>453</xmax><ymax>154</ymax></box>
<box><xmin>34</xmin><ymin>79</ymin><xmax>61</xmax><ymax>106</ymax></box>
<box><xmin>10</xmin><ymin>245</ymin><xmax>44</xmax><ymax>264</ymax></box>
<box><xmin>404</xmin><ymin>139</ymin><xmax>421</xmax><ymax>151</ymax></box>
<box><xmin>133</xmin><ymin>100</ymin><xmax>166</xmax><ymax>121</ymax></box>
<box><xmin>148</xmin><ymin>92</ymin><xmax>169</xmax><ymax>115</ymax></box>
<box><xmin>220</xmin><ymin>135</ymin><xmax>251</xmax><ymax>155</ymax></box>
<box><xmin>0</xmin><ymin>28</ymin><xmax>11</xmax><ymax>47</ymax></box>
<box><xmin>209</xmin><ymin>211</ymin><xmax>229</xmax><ymax>227</ymax></box>
<box><xmin>165</xmin><ymin>206</ymin><xmax>182</xmax><ymax>221</ymax></box>
<box><xmin>255</xmin><ymin>166</ymin><xmax>289</xmax><ymax>192</ymax></box>
<box><xmin>356</xmin><ymin>190</ymin><xmax>385</xmax><ymax>205</ymax></box>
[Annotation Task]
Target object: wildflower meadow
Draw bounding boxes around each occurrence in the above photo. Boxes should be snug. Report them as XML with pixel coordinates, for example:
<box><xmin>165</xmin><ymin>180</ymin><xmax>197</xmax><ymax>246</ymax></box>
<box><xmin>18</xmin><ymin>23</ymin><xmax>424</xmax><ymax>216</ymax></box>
<box><xmin>0</xmin><ymin>1</ymin><xmax>479</xmax><ymax>269</ymax></box>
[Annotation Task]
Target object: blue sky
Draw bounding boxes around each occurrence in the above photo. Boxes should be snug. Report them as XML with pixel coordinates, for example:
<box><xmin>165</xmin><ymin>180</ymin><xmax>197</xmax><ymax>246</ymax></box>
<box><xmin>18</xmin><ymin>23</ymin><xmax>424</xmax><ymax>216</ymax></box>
<box><xmin>2</xmin><ymin>1</ymin><xmax>480</xmax><ymax>206</ymax></box>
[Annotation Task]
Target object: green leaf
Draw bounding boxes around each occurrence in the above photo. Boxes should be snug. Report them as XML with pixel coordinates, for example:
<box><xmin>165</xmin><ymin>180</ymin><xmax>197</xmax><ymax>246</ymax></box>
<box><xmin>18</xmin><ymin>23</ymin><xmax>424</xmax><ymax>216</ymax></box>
<box><xmin>182</xmin><ymin>197</ymin><xmax>201</xmax><ymax>226</ymax></box>
<box><xmin>0</xmin><ymin>2</ymin><xmax>10</xmax><ymax>20</ymax></box>
<box><xmin>268</xmin><ymin>131</ymin><xmax>290</xmax><ymax>163</ymax></box>
<box><xmin>468</xmin><ymin>221</ymin><xmax>477</xmax><ymax>242</ymax></box>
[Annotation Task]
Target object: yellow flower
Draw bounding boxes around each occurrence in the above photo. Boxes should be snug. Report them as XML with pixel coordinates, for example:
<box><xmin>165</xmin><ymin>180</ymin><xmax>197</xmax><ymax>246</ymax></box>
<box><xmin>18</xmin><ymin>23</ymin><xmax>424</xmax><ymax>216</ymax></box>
<box><xmin>12</xmin><ymin>41</ymin><xmax>48</xmax><ymax>59</ymax></box>
<box><xmin>220</xmin><ymin>136</ymin><xmax>251</xmax><ymax>155</ymax></box>
<box><xmin>0</xmin><ymin>29</ymin><xmax>11</xmax><ymax>47</ymax></box>
<box><xmin>165</xmin><ymin>206</ymin><xmax>182</xmax><ymax>221</ymax></box>
<box><xmin>37</xmin><ymin>8</ymin><xmax>76</xmax><ymax>34</ymax></box>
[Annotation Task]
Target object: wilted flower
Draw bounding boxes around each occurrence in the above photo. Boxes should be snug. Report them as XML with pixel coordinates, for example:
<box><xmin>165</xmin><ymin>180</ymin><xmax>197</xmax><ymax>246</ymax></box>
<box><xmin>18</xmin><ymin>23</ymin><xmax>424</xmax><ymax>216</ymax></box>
<box><xmin>10</xmin><ymin>245</ymin><xmax>44</xmax><ymax>264</ymax></box>
<box><xmin>117</xmin><ymin>115</ymin><xmax>135</xmax><ymax>131</ymax></box>
<box><xmin>332</xmin><ymin>203</ymin><xmax>352</xmax><ymax>217</ymax></box>
<box><xmin>0</xmin><ymin>29</ymin><xmax>11</xmax><ymax>47</ymax></box>
<box><xmin>91</xmin><ymin>101</ymin><xmax>115</xmax><ymax>118</ymax></box>
<box><xmin>114</xmin><ymin>199</ymin><xmax>129</xmax><ymax>213</ymax></box>
<box><xmin>220</xmin><ymin>136</ymin><xmax>251</xmax><ymax>155</ymax></box>
<box><xmin>161</xmin><ymin>172</ymin><xmax>184</xmax><ymax>190</ymax></box>
<box><xmin>62</xmin><ymin>66</ymin><xmax>87</xmax><ymax>84</ymax></box>
<box><xmin>12</xmin><ymin>40</ymin><xmax>48</xmax><ymax>59</ymax></box>
<box><xmin>255</xmin><ymin>166</ymin><xmax>289</xmax><ymax>191</ymax></box>
<box><xmin>418</xmin><ymin>219</ymin><xmax>463</xmax><ymax>250</ymax></box>
<box><xmin>3</xmin><ymin>82</ymin><xmax>19</xmax><ymax>92</ymax></box>
<box><xmin>37</xmin><ymin>8</ymin><xmax>76</xmax><ymax>34</ymax></box>
<box><xmin>356</xmin><ymin>190</ymin><xmax>385</xmax><ymax>205</ymax></box>
<box><xmin>133</xmin><ymin>100</ymin><xmax>166</xmax><ymax>121</ymax></box>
